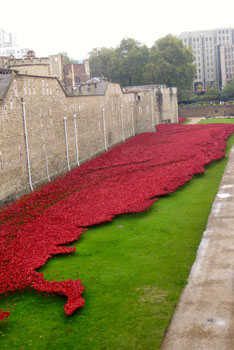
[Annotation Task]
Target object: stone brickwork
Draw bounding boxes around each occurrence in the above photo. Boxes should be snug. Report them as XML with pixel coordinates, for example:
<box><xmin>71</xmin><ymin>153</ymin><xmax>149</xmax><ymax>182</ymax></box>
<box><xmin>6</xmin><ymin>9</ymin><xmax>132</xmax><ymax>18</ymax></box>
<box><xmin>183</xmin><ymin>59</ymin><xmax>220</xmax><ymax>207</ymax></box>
<box><xmin>0</xmin><ymin>53</ymin><xmax>90</xmax><ymax>91</ymax></box>
<box><xmin>63</xmin><ymin>62</ymin><xmax>90</xmax><ymax>91</ymax></box>
<box><xmin>179</xmin><ymin>104</ymin><xmax>234</xmax><ymax>118</ymax></box>
<box><xmin>0</xmin><ymin>74</ymin><xmax>178</xmax><ymax>205</ymax></box>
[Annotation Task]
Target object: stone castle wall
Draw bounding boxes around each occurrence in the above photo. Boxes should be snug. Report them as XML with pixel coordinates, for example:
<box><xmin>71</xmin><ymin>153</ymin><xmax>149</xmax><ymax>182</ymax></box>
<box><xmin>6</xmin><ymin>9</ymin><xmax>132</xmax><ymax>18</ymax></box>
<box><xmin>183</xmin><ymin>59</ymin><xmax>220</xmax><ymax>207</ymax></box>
<box><xmin>179</xmin><ymin>104</ymin><xmax>234</xmax><ymax>118</ymax></box>
<box><xmin>0</xmin><ymin>74</ymin><xmax>178</xmax><ymax>205</ymax></box>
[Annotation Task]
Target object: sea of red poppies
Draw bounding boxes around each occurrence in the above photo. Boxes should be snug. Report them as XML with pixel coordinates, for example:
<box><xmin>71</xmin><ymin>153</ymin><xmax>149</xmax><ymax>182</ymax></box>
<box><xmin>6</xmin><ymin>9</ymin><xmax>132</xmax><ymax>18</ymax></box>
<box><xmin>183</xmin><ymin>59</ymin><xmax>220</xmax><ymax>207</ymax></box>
<box><xmin>1</xmin><ymin>123</ymin><xmax>234</xmax><ymax>321</ymax></box>
<box><xmin>179</xmin><ymin>117</ymin><xmax>187</xmax><ymax>123</ymax></box>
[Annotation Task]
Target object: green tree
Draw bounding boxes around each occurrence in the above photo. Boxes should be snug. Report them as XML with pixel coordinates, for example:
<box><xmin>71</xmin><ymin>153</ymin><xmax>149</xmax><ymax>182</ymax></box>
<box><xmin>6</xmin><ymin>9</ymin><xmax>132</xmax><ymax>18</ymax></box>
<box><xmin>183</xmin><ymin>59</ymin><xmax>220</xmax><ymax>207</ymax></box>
<box><xmin>221</xmin><ymin>79</ymin><xmax>234</xmax><ymax>99</ymax></box>
<box><xmin>112</xmin><ymin>38</ymin><xmax>149</xmax><ymax>86</ymax></box>
<box><xmin>88</xmin><ymin>47</ymin><xmax>115</xmax><ymax>79</ymax></box>
<box><xmin>143</xmin><ymin>35</ymin><xmax>196</xmax><ymax>89</ymax></box>
<box><xmin>89</xmin><ymin>38</ymin><xmax>149</xmax><ymax>86</ymax></box>
<box><xmin>177</xmin><ymin>89</ymin><xmax>197</xmax><ymax>103</ymax></box>
<box><xmin>59</xmin><ymin>52</ymin><xmax>77</xmax><ymax>64</ymax></box>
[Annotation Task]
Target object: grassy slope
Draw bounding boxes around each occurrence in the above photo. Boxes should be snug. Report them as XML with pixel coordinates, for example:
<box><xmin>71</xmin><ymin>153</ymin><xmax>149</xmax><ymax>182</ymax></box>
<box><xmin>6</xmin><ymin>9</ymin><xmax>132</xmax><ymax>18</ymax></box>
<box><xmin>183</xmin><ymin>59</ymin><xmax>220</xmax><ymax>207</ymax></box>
<box><xmin>1</xmin><ymin>120</ymin><xmax>234</xmax><ymax>350</ymax></box>
<box><xmin>183</xmin><ymin>118</ymin><xmax>191</xmax><ymax>124</ymax></box>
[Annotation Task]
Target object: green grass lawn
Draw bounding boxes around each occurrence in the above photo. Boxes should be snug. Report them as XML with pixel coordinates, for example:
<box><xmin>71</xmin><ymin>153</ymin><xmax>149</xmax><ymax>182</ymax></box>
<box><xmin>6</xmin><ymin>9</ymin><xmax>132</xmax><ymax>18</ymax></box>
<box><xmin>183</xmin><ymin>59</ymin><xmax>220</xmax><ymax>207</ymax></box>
<box><xmin>1</xmin><ymin>119</ymin><xmax>234</xmax><ymax>350</ymax></box>
<box><xmin>183</xmin><ymin>118</ymin><xmax>191</xmax><ymax>124</ymax></box>
<box><xmin>199</xmin><ymin>117</ymin><xmax>234</xmax><ymax>124</ymax></box>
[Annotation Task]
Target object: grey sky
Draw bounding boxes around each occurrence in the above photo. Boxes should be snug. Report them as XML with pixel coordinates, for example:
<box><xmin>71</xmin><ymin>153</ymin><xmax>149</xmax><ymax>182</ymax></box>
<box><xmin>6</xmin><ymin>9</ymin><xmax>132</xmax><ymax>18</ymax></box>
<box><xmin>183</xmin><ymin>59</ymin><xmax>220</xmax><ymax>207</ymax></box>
<box><xmin>2</xmin><ymin>0</ymin><xmax>234</xmax><ymax>59</ymax></box>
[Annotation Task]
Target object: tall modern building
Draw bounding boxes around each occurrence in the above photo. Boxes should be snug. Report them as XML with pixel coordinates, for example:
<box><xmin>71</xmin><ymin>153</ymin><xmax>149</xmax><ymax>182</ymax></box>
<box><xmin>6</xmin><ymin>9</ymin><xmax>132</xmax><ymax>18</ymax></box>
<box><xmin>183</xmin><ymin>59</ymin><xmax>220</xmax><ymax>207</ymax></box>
<box><xmin>0</xmin><ymin>28</ymin><xmax>29</xmax><ymax>59</ymax></box>
<box><xmin>0</xmin><ymin>28</ymin><xmax>16</xmax><ymax>47</ymax></box>
<box><xmin>178</xmin><ymin>28</ymin><xmax>234</xmax><ymax>90</ymax></box>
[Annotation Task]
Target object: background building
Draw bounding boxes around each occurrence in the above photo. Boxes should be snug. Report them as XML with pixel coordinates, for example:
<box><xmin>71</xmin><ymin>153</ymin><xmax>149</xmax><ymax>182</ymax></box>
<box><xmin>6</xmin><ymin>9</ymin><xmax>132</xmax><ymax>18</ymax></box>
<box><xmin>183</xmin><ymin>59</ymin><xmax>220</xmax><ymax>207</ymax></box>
<box><xmin>0</xmin><ymin>50</ymin><xmax>90</xmax><ymax>92</ymax></box>
<box><xmin>0</xmin><ymin>28</ymin><xmax>28</xmax><ymax>58</ymax></box>
<box><xmin>220</xmin><ymin>45</ymin><xmax>234</xmax><ymax>87</ymax></box>
<box><xmin>178</xmin><ymin>28</ymin><xmax>234</xmax><ymax>90</ymax></box>
<box><xmin>63</xmin><ymin>61</ymin><xmax>90</xmax><ymax>91</ymax></box>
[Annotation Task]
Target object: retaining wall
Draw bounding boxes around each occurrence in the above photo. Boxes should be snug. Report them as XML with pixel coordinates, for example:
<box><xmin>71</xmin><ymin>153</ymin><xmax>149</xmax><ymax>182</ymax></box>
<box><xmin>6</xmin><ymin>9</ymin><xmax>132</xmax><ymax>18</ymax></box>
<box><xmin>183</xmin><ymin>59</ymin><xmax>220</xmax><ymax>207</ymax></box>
<box><xmin>179</xmin><ymin>104</ymin><xmax>234</xmax><ymax>118</ymax></box>
<box><xmin>0</xmin><ymin>74</ymin><xmax>178</xmax><ymax>205</ymax></box>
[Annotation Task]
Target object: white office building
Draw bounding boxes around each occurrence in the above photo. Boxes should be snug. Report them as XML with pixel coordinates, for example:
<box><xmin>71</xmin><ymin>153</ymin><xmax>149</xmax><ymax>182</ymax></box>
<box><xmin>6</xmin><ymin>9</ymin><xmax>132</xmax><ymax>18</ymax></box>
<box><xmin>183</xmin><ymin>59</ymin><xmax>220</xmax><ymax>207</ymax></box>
<box><xmin>178</xmin><ymin>28</ymin><xmax>234</xmax><ymax>89</ymax></box>
<box><xmin>0</xmin><ymin>29</ymin><xmax>29</xmax><ymax>59</ymax></box>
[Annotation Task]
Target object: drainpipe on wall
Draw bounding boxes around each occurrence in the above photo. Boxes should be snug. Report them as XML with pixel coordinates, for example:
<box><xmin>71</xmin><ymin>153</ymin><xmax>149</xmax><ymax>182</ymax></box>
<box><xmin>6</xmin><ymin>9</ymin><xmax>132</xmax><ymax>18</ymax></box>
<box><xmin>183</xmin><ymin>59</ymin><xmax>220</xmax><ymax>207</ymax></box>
<box><xmin>72</xmin><ymin>64</ymin><xmax>75</xmax><ymax>89</ymax></box>
<box><xmin>64</xmin><ymin>117</ymin><xmax>70</xmax><ymax>170</ymax></box>
<box><xmin>45</xmin><ymin>154</ymin><xmax>50</xmax><ymax>181</ymax></box>
<box><xmin>102</xmin><ymin>108</ymin><xmax>108</xmax><ymax>151</ymax></box>
<box><xmin>131</xmin><ymin>103</ymin><xmax>135</xmax><ymax>136</ymax></box>
<box><xmin>73</xmin><ymin>114</ymin><xmax>80</xmax><ymax>166</ymax></box>
<box><xmin>151</xmin><ymin>91</ymin><xmax>155</xmax><ymax>128</ymax></box>
<box><xmin>120</xmin><ymin>104</ymin><xmax>125</xmax><ymax>141</ymax></box>
<box><xmin>21</xmin><ymin>98</ymin><xmax>33</xmax><ymax>191</ymax></box>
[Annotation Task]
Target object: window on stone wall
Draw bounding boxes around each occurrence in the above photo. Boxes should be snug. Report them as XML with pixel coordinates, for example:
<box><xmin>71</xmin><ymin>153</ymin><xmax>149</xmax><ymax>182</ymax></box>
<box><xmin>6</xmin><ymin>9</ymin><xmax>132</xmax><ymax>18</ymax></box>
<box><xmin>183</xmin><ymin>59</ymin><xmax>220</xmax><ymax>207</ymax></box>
<box><xmin>75</xmin><ymin>77</ymin><xmax>80</xmax><ymax>83</ymax></box>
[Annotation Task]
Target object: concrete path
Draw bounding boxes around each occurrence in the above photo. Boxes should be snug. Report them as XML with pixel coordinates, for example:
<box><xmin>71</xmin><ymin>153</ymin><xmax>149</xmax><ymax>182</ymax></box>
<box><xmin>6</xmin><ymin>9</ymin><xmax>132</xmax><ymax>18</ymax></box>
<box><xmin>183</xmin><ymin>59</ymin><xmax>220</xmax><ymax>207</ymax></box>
<box><xmin>161</xmin><ymin>145</ymin><xmax>234</xmax><ymax>349</ymax></box>
<box><xmin>188</xmin><ymin>117</ymin><xmax>203</xmax><ymax>124</ymax></box>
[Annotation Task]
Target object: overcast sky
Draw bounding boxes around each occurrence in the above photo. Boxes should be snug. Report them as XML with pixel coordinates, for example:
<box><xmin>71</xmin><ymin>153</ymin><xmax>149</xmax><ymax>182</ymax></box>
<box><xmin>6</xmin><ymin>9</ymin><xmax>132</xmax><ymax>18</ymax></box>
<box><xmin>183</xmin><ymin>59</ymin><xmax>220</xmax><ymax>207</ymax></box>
<box><xmin>2</xmin><ymin>0</ymin><xmax>234</xmax><ymax>59</ymax></box>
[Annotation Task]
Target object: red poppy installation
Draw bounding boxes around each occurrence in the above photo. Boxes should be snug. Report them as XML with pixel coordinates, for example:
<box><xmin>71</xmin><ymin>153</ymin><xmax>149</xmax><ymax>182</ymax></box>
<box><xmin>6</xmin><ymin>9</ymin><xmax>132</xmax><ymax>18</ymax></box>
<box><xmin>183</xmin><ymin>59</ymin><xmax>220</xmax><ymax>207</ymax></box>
<box><xmin>179</xmin><ymin>117</ymin><xmax>187</xmax><ymax>124</ymax></box>
<box><xmin>0</xmin><ymin>123</ymin><xmax>234</xmax><ymax>321</ymax></box>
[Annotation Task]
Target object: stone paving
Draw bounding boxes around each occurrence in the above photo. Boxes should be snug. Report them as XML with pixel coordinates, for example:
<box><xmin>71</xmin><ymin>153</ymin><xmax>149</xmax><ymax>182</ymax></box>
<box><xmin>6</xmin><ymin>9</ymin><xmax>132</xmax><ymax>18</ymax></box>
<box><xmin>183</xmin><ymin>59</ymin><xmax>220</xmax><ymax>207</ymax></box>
<box><xmin>161</xmin><ymin>145</ymin><xmax>234</xmax><ymax>349</ymax></box>
<box><xmin>187</xmin><ymin>117</ymin><xmax>203</xmax><ymax>124</ymax></box>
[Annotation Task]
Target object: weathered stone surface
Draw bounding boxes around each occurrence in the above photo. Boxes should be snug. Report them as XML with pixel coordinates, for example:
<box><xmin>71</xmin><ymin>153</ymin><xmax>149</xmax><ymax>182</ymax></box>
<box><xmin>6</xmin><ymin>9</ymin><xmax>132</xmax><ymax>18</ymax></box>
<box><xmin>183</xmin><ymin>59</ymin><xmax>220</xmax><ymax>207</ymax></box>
<box><xmin>0</xmin><ymin>75</ymin><xmax>178</xmax><ymax>205</ymax></box>
<box><xmin>161</xmin><ymin>146</ymin><xmax>234</xmax><ymax>350</ymax></box>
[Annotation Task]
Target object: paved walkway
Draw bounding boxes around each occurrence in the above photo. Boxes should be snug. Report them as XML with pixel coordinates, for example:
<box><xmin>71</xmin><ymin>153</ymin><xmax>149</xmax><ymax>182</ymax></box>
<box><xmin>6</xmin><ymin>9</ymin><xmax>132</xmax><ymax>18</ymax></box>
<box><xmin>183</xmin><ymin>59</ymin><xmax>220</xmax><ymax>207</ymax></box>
<box><xmin>161</xmin><ymin>145</ymin><xmax>234</xmax><ymax>349</ymax></box>
<box><xmin>188</xmin><ymin>117</ymin><xmax>203</xmax><ymax>124</ymax></box>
